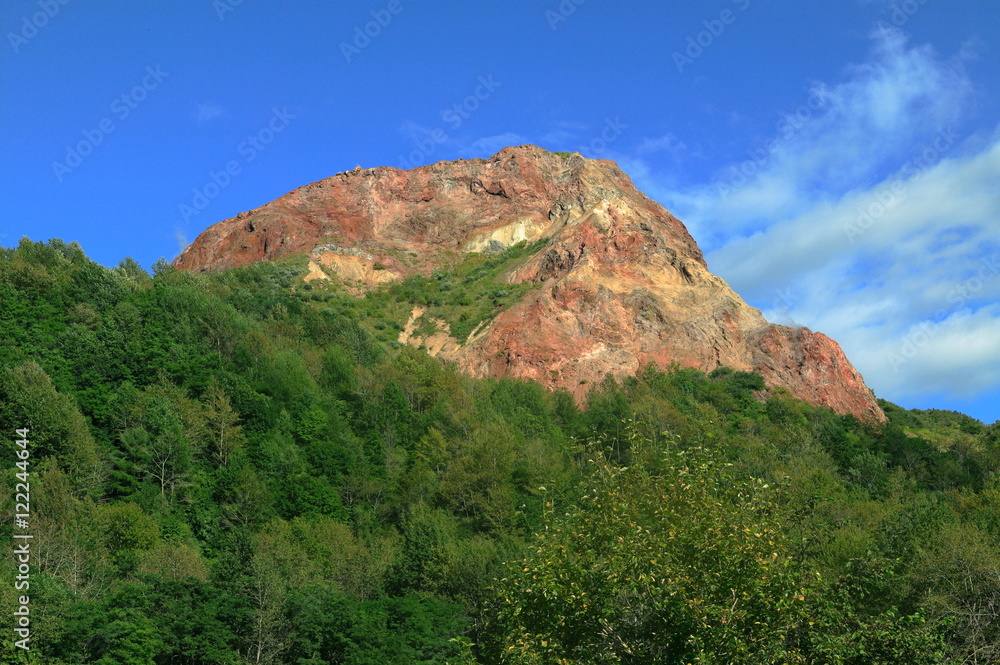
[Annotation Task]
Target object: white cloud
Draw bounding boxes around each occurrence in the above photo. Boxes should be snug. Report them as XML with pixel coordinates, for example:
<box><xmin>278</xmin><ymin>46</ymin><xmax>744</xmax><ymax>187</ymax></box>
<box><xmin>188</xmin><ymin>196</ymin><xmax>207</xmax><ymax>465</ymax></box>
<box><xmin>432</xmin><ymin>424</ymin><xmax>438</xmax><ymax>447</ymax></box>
<box><xmin>630</xmin><ymin>27</ymin><xmax>1000</xmax><ymax>408</ymax></box>
<box><xmin>397</xmin><ymin>120</ymin><xmax>436</xmax><ymax>141</ymax></box>
<box><xmin>958</xmin><ymin>35</ymin><xmax>985</xmax><ymax>61</ymax></box>
<box><xmin>196</xmin><ymin>103</ymin><xmax>224</xmax><ymax>124</ymax></box>
<box><xmin>848</xmin><ymin>305</ymin><xmax>1000</xmax><ymax>400</ymax></box>
<box><xmin>538</xmin><ymin>121</ymin><xmax>589</xmax><ymax>148</ymax></box>
<box><xmin>636</xmin><ymin>133</ymin><xmax>688</xmax><ymax>157</ymax></box>
<box><xmin>643</xmin><ymin>28</ymin><xmax>974</xmax><ymax>246</ymax></box>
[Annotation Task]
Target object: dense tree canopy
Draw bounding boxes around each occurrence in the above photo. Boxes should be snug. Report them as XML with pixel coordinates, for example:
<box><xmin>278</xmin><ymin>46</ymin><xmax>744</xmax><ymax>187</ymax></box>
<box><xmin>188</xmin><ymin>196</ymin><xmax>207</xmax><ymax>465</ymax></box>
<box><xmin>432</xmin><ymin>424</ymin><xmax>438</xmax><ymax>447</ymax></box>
<box><xmin>0</xmin><ymin>239</ymin><xmax>997</xmax><ymax>664</ymax></box>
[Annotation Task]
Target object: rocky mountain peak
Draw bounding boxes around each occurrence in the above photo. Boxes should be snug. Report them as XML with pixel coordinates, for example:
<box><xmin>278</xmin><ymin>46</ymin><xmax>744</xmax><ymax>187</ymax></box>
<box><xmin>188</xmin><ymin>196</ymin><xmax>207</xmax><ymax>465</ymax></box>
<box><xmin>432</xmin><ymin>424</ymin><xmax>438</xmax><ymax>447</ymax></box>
<box><xmin>175</xmin><ymin>145</ymin><xmax>885</xmax><ymax>422</ymax></box>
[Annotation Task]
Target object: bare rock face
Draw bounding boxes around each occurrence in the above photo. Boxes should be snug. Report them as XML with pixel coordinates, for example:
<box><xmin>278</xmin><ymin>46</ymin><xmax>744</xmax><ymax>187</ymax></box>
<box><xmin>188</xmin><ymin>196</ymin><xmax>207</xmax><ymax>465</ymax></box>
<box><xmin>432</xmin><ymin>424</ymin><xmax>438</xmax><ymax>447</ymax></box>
<box><xmin>175</xmin><ymin>145</ymin><xmax>884</xmax><ymax>422</ymax></box>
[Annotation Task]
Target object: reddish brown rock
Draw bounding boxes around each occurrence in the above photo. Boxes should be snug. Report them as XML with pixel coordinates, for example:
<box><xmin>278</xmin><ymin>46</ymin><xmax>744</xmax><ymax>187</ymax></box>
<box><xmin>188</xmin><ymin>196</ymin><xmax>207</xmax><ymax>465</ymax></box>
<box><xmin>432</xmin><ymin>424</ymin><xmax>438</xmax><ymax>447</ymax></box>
<box><xmin>175</xmin><ymin>145</ymin><xmax>884</xmax><ymax>422</ymax></box>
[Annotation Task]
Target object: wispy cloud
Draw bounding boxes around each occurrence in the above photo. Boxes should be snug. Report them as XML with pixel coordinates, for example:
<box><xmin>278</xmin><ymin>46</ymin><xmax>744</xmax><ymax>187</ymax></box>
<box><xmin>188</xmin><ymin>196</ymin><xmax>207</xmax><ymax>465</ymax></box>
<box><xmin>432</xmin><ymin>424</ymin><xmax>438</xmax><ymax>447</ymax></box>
<box><xmin>396</xmin><ymin>118</ymin><xmax>614</xmax><ymax>163</ymax></box>
<box><xmin>196</xmin><ymin>102</ymin><xmax>225</xmax><ymax>124</ymax></box>
<box><xmin>394</xmin><ymin>121</ymin><xmax>530</xmax><ymax>166</ymax></box>
<box><xmin>629</xmin><ymin>26</ymin><xmax>1000</xmax><ymax>409</ymax></box>
<box><xmin>538</xmin><ymin>121</ymin><xmax>589</xmax><ymax>148</ymax></box>
<box><xmin>636</xmin><ymin>133</ymin><xmax>689</xmax><ymax>159</ymax></box>
<box><xmin>459</xmin><ymin>132</ymin><xmax>532</xmax><ymax>157</ymax></box>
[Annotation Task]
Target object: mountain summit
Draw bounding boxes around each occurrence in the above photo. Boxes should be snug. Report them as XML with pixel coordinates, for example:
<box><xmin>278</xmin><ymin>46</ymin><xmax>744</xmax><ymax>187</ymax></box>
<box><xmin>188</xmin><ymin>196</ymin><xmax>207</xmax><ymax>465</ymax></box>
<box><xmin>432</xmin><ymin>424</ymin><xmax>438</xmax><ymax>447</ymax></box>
<box><xmin>175</xmin><ymin>145</ymin><xmax>884</xmax><ymax>422</ymax></box>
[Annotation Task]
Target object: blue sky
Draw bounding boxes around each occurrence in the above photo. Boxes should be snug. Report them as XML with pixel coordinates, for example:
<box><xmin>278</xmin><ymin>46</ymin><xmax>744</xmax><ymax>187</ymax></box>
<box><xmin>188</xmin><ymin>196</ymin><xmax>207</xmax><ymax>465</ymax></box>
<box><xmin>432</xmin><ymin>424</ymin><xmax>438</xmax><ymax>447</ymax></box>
<box><xmin>2</xmin><ymin>0</ymin><xmax>998</xmax><ymax>423</ymax></box>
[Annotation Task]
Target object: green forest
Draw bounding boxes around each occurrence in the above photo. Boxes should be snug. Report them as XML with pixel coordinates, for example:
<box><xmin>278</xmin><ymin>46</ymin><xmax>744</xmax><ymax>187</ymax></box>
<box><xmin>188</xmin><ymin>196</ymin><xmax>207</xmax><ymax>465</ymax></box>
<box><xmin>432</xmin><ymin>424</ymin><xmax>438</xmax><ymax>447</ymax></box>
<box><xmin>1</xmin><ymin>237</ymin><xmax>998</xmax><ymax>664</ymax></box>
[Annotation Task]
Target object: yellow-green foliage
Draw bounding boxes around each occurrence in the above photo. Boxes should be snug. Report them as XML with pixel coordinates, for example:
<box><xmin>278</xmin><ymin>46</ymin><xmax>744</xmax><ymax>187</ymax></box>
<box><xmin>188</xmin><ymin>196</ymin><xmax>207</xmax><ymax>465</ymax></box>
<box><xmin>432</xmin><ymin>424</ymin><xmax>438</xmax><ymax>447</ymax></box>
<box><xmin>486</xmin><ymin>426</ymin><xmax>807</xmax><ymax>664</ymax></box>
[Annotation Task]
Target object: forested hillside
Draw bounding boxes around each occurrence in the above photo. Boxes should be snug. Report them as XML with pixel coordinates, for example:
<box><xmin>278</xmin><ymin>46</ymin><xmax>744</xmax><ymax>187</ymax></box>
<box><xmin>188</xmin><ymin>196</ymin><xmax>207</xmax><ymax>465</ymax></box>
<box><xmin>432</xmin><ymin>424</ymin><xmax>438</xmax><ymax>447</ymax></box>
<box><xmin>1</xmin><ymin>238</ymin><xmax>998</xmax><ymax>664</ymax></box>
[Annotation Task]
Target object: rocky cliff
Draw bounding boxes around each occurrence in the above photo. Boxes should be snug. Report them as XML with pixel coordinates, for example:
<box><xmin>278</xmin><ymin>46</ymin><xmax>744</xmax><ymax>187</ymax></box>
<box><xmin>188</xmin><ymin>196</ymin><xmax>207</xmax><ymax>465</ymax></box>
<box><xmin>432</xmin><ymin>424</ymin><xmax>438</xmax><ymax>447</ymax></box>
<box><xmin>175</xmin><ymin>145</ymin><xmax>885</xmax><ymax>422</ymax></box>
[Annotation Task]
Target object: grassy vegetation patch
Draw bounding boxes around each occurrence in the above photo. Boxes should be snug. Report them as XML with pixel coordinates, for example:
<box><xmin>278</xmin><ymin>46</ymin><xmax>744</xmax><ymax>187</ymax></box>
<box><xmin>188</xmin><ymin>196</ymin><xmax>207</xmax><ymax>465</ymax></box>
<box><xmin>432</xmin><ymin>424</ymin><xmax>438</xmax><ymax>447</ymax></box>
<box><xmin>300</xmin><ymin>239</ymin><xmax>546</xmax><ymax>345</ymax></box>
